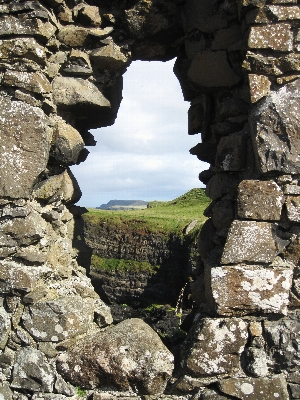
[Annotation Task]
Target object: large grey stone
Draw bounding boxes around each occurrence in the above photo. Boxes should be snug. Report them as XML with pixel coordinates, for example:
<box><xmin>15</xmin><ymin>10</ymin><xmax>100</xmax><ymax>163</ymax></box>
<box><xmin>57</xmin><ymin>318</ymin><xmax>173</xmax><ymax>394</ymax></box>
<box><xmin>51</xmin><ymin>120</ymin><xmax>85</xmax><ymax>165</ymax></box>
<box><xmin>22</xmin><ymin>295</ymin><xmax>111</xmax><ymax>342</ymax></box>
<box><xmin>52</xmin><ymin>77</ymin><xmax>112</xmax><ymax>128</ymax></box>
<box><xmin>0</xmin><ymin>15</ymin><xmax>56</xmax><ymax>40</ymax></box>
<box><xmin>210</xmin><ymin>264</ymin><xmax>293</xmax><ymax>316</ymax></box>
<box><xmin>0</xmin><ymin>261</ymin><xmax>51</xmax><ymax>294</ymax></box>
<box><xmin>248</xmin><ymin>23</ymin><xmax>293</xmax><ymax>51</ymax></box>
<box><xmin>181</xmin><ymin>317</ymin><xmax>248</xmax><ymax>376</ymax></box>
<box><xmin>0</xmin><ymin>97</ymin><xmax>52</xmax><ymax>198</ymax></box>
<box><xmin>11</xmin><ymin>348</ymin><xmax>55</xmax><ymax>392</ymax></box>
<box><xmin>221</xmin><ymin>220</ymin><xmax>280</xmax><ymax>264</ymax></box>
<box><xmin>237</xmin><ymin>180</ymin><xmax>284</xmax><ymax>221</ymax></box>
<box><xmin>3</xmin><ymin>71</ymin><xmax>51</xmax><ymax>94</ymax></box>
<box><xmin>250</xmin><ymin>80</ymin><xmax>300</xmax><ymax>175</ymax></box>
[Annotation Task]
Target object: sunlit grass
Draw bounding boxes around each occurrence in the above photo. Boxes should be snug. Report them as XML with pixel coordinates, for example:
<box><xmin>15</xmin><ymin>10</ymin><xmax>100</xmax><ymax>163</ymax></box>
<box><xmin>84</xmin><ymin>188</ymin><xmax>210</xmax><ymax>236</ymax></box>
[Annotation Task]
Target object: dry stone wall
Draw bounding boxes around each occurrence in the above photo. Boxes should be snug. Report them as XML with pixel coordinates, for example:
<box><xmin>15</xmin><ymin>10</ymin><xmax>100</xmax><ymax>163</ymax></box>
<box><xmin>0</xmin><ymin>0</ymin><xmax>299</xmax><ymax>399</ymax></box>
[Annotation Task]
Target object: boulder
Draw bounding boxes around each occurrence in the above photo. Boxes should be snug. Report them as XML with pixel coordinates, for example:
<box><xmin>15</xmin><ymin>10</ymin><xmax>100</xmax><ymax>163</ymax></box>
<box><xmin>237</xmin><ymin>180</ymin><xmax>284</xmax><ymax>221</ymax></box>
<box><xmin>11</xmin><ymin>348</ymin><xmax>55</xmax><ymax>392</ymax></box>
<box><xmin>181</xmin><ymin>317</ymin><xmax>248</xmax><ymax>376</ymax></box>
<box><xmin>210</xmin><ymin>264</ymin><xmax>293</xmax><ymax>316</ymax></box>
<box><xmin>51</xmin><ymin>120</ymin><xmax>85</xmax><ymax>165</ymax></box>
<box><xmin>0</xmin><ymin>97</ymin><xmax>52</xmax><ymax>198</ymax></box>
<box><xmin>249</xmin><ymin>79</ymin><xmax>300</xmax><ymax>175</ymax></box>
<box><xmin>57</xmin><ymin>318</ymin><xmax>173</xmax><ymax>395</ymax></box>
<box><xmin>57</xmin><ymin>26</ymin><xmax>113</xmax><ymax>47</ymax></box>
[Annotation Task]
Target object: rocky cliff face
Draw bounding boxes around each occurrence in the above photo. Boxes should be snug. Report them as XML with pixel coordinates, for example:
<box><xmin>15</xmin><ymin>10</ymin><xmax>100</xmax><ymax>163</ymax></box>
<box><xmin>0</xmin><ymin>0</ymin><xmax>300</xmax><ymax>399</ymax></box>
<box><xmin>84</xmin><ymin>219</ymin><xmax>199</xmax><ymax>306</ymax></box>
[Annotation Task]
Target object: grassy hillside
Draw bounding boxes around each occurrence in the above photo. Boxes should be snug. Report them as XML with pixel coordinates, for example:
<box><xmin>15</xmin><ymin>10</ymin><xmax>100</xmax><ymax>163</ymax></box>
<box><xmin>84</xmin><ymin>188</ymin><xmax>210</xmax><ymax>235</ymax></box>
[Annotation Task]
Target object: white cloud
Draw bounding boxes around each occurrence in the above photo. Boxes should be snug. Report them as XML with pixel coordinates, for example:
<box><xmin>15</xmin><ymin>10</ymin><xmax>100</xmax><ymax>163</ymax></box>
<box><xmin>71</xmin><ymin>60</ymin><xmax>208</xmax><ymax>207</ymax></box>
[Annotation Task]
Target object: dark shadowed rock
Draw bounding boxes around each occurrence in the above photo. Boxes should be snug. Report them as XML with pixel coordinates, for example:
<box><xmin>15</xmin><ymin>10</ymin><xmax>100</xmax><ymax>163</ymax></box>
<box><xmin>57</xmin><ymin>318</ymin><xmax>174</xmax><ymax>394</ymax></box>
<box><xmin>188</xmin><ymin>51</ymin><xmax>241</xmax><ymax>89</ymax></box>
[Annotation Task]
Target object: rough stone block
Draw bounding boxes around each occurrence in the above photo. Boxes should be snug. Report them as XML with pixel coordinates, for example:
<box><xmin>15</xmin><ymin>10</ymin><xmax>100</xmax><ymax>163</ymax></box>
<box><xmin>0</xmin><ymin>262</ymin><xmax>51</xmax><ymax>294</ymax></box>
<box><xmin>3</xmin><ymin>71</ymin><xmax>51</xmax><ymax>94</ymax></box>
<box><xmin>250</xmin><ymin>78</ymin><xmax>300</xmax><ymax>175</ymax></box>
<box><xmin>51</xmin><ymin>119</ymin><xmax>84</xmax><ymax>165</ymax></box>
<box><xmin>90</xmin><ymin>42</ymin><xmax>129</xmax><ymax>71</ymax></box>
<box><xmin>181</xmin><ymin>317</ymin><xmax>248</xmax><ymax>376</ymax></box>
<box><xmin>249</xmin><ymin>74</ymin><xmax>271</xmax><ymax>103</ymax></box>
<box><xmin>210</xmin><ymin>264</ymin><xmax>293</xmax><ymax>315</ymax></box>
<box><xmin>286</xmin><ymin>196</ymin><xmax>300</xmax><ymax>222</ymax></box>
<box><xmin>57</xmin><ymin>318</ymin><xmax>173</xmax><ymax>394</ymax></box>
<box><xmin>0</xmin><ymin>97</ymin><xmax>52</xmax><ymax>198</ymax></box>
<box><xmin>237</xmin><ymin>180</ymin><xmax>284</xmax><ymax>221</ymax></box>
<box><xmin>11</xmin><ymin>348</ymin><xmax>55</xmax><ymax>392</ymax></box>
<box><xmin>221</xmin><ymin>220</ymin><xmax>279</xmax><ymax>264</ymax></box>
<box><xmin>219</xmin><ymin>375</ymin><xmax>289</xmax><ymax>399</ymax></box>
<box><xmin>248</xmin><ymin>23</ymin><xmax>293</xmax><ymax>51</ymax></box>
<box><xmin>22</xmin><ymin>295</ymin><xmax>111</xmax><ymax>342</ymax></box>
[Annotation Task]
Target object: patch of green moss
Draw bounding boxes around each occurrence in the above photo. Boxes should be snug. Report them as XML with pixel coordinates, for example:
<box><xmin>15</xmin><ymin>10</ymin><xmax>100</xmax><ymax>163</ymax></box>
<box><xmin>91</xmin><ymin>254</ymin><xmax>159</xmax><ymax>274</ymax></box>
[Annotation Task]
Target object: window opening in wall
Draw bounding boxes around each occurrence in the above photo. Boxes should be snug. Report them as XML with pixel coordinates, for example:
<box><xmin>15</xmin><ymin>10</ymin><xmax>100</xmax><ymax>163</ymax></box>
<box><xmin>71</xmin><ymin>60</ymin><xmax>208</xmax><ymax>208</ymax></box>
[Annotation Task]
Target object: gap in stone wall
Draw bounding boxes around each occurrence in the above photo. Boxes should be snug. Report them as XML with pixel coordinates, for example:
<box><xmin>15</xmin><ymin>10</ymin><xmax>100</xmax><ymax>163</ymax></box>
<box><xmin>71</xmin><ymin>60</ymin><xmax>208</xmax><ymax>208</ymax></box>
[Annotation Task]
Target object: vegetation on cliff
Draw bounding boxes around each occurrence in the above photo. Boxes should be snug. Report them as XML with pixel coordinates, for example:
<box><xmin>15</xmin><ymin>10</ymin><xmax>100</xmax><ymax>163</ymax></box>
<box><xmin>84</xmin><ymin>188</ymin><xmax>210</xmax><ymax>236</ymax></box>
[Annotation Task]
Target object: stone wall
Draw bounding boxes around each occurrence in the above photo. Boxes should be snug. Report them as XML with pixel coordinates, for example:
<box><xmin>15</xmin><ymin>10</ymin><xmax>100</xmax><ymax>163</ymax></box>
<box><xmin>0</xmin><ymin>0</ymin><xmax>299</xmax><ymax>399</ymax></box>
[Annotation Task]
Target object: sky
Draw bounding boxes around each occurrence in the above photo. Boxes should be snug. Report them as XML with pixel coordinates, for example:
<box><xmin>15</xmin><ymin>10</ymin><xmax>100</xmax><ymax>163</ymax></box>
<box><xmin>71</xmin><ymin>59</ymin><xmax>208</xmax><ymax>208</ymax></box>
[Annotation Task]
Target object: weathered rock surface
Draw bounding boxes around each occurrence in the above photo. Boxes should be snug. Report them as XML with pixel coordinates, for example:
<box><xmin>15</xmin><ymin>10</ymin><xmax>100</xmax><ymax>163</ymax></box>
<box><xmin>0</xmin><ymin>97</ymin><xmax>52</xmax><ymax>198</ymax></box>
<box><xmin>210</xmin><ymin>264</ymin><xmax>293</xmax><ymax>315</ymax></box>
<box><xmin>11</xmin><ymin>348</ymin><xmax>55</xmax><ymax>392</ymax></box>
<box><xmin>250</xmin><ymin>80</ymin><xmax>300</xmax><ymax>175</ymax></box>
<box><xmin>221</xmin><ymin>220</ymin><xmax>282</xmax><ymax>264</ymax></box>
<box><xmin>218</xmin><ymin>375</ymin><xmax>289</xmax><ymax>399</ymax></box>
<box><xmin>237</xmin><ymin>180</ymin><xmax>284</xmax><ymax>220</ymax></box>
<box><xmin>22</xmin><ymin>295</ymin><xmax>112</xmax><ymax>342</ymax></box>
<box><xmin>57</xmin><ymin>318</ymin><xmax>174</xmax><ymax>394</ymax></box>
<box><xmin>181</xmin><ymin>317</ymin><xmax>248</xmax><ymax>376</ymax></box>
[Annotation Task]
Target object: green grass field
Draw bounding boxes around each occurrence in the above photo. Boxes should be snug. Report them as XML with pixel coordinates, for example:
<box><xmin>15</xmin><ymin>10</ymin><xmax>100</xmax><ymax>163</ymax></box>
<box><xmin>84</xmin><ymin>188</ymin><xmax>210</xmax><ymax>236</ymax></box>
